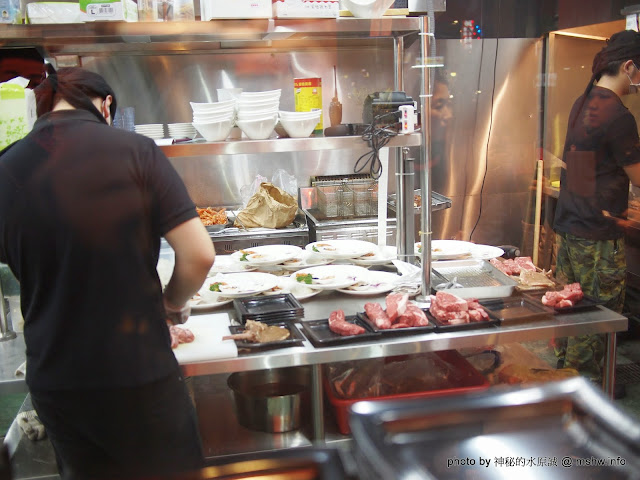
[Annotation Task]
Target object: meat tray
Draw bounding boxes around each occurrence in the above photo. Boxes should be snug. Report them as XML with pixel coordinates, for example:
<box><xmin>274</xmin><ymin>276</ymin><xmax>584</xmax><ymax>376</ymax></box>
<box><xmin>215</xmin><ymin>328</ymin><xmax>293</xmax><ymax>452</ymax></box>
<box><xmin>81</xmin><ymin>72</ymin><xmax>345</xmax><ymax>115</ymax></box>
<box><xmin>479</xmin><ymin>296</ymin><xmax>554</xmax><ymax>325</ymax></box>
<box><xmin>348</xmin><ymin>377</ymin><xmax>640</xmax><ymax>480</ymax></box>
<box><xmin>425</xmin><ymin>310</ymin><xmax>499</xmax><ymax>332</ymax></box>
<box><xmin>227</xmin><ymin>320</ymin><xmax>305</xmax><ymax>352</ymax></box>
<box><xmin>523</xmin><ymin>291</ymin><xmax>603</xmax><ymax>314</ymax></box>
<box><xmin>356</xmin><ymin>312</ymin><xmax>435</xmax><ymax>336</ymax></box>
<box><xmin>234</xmin><ymin>294</ymin><xmax>304</xmax><ymax>324</ymax></box>
<box><xmin>300</xmin><ymin>316</ymin><xmax>380</xmax><ymax>348</ymax></box>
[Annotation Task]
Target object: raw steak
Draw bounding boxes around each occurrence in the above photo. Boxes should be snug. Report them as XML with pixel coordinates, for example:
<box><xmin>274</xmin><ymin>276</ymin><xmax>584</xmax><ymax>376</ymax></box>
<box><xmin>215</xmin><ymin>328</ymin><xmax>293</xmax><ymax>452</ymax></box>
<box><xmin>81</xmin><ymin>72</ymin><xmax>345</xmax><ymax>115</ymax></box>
<box><xmin>364</xmin><ymin>302</ymin><xmax>392</xmax><ymax>329</ymax></box>
<box><xmin>542</xmin><ymin>282</ymin><xmax>584</xmax><ymax>308</ymax></box>
<box><xmin>386</xmin><ymin>293</ymin><xmax>409</xmax><ymax>322</ymax></box>
<box><xmin>328</xmin><ymin>309</ymin><xmax>366</xmax><ymax>336</ymax></box>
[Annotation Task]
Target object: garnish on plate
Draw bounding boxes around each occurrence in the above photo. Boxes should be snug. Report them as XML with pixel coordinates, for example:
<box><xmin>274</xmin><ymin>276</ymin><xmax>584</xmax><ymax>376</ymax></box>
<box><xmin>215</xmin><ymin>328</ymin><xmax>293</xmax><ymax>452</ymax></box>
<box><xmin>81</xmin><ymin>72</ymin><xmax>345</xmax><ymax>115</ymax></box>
<box><xmin>296</xmin><ymin>273</ymin><xmax>313</xmax><ymax>284</ymax></box>
<box><xmin>209</xmin><ymin>281</ymin><xmax>226</xmax><ymax>292</ymax></box>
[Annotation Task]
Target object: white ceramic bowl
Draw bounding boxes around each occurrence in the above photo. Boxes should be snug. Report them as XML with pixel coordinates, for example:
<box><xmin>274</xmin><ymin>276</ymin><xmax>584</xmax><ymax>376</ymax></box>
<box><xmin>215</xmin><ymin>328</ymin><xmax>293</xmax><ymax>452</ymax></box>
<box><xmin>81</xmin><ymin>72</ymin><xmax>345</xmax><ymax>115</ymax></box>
<box><xmin>278</xmin><ymin>110</ymin><xmax>322</xmax><ymax>119</ymax></box>
<box><xmin>192</xmin><ymin>119</ymin><xmax>234</xmax><ymax>142</ymax></box>
<box><xmin>190</xmin><ymin>99</ymin><xmax>236</xmax><ymax>112</ymax></box>
<box><xmin>237</xmin><ymin>98</ymin><xmax>280</xmax><ymax>109</ymax></box>
<box><xmin>341</xmin><ymin>0</ymin><xmax>394</xmax><ymax>18</ymax></box>
<box><xmin>190</xmin><ymin>106</ymin><xmax>236</xmax><ymax>117</ymax></box>
<box><xmin>237</xmin><ymin>107</ymin><xmax>279</xmax><ymax>120</ymax></box>
<box><xmin>238</xmin><ymin>91</ymin><xmax>281</xmax><ymax>102</ymax></box>
<box><xmin>236</xmin><ymin>115</ymin><xmax>278</xmax><ymax>140</ymax></box>
<box><xmin>192</xmin><ymin>112</ymin><xmax>235</xmax><ymax>123</ymax></box>
<box><xmin>279</xmin><ymin>115</ymin><xmax>321</xmax><ymax>138</ymax></box>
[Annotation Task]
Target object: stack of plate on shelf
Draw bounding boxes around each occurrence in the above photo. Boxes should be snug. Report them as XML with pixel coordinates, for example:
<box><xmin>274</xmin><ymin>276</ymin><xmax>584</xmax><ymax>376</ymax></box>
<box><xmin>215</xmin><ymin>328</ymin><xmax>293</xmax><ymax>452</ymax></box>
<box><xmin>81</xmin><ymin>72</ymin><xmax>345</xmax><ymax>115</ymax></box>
<box><xmin>167</xmin><ymin>122</ymin><xmax>197</xmax><ymax>140</ymax></box>
<box><xmin>236</xmin><ymin>89</ymin><xmax>281</xmax><ymax>140</ymax></box>
<box><xmin>190</xmin><ymin>99</ymin><xmax>236</xmax><ymax>141</ymax></box>
<box><xmin>233</xmin><ymin>293</ymin><xmax>304</xmax><ymax>324</ymax></box>
<box><xmin>134</xmin><ymin>123</ymin><xmax>165</xmax><ymax>139</ymax></box>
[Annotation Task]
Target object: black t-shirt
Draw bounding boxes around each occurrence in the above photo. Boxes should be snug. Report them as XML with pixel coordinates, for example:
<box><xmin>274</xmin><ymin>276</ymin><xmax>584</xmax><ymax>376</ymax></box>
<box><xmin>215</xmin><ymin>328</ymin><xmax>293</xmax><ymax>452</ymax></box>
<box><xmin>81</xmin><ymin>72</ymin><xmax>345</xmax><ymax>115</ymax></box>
<box><xmin>0</xmin><ymin>110</ymin><xmax>197</xmax><ymax>391</ymax></box>
<box><xmin>553</xmin><ymin>86</ymin><xmax>640</xmax><ymax>240</ymax></box>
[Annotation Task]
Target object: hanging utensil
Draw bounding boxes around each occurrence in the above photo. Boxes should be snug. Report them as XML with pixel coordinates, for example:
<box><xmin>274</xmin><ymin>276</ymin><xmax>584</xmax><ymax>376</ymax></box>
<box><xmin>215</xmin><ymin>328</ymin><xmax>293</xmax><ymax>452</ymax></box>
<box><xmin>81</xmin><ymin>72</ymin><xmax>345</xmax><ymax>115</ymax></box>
<box><xmin>329</xmin><ymin>65</ymin><xmax>343</xmax><ymax>127</ymax></box>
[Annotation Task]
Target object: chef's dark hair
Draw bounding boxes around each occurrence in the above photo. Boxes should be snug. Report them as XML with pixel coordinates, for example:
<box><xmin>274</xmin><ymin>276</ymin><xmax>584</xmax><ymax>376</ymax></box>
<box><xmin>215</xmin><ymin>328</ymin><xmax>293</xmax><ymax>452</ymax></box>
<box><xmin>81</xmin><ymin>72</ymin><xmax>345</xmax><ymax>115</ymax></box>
<box><xmin>573</xmin><ymin>29</ymin><xmax>640</xmax><ymax>126</ymax></box>
<box><xmin>34</xmin><ymin>66</ymin><xmax>117</xmax><ymax>124</ymax></box>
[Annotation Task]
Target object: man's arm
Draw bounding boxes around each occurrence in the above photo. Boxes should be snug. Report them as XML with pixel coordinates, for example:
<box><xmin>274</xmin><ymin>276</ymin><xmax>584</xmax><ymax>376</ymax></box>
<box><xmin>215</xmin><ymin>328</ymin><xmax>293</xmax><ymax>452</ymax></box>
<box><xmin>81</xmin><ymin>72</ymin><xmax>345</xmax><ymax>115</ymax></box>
<box><xmin>624</xmin><ymin>163</ymin><xmax>640</xmax><ymax>188</ymax></box>
<box><xmin>163</xmin><ymin>217</ymin><xmax>215</xmax><ymax>309</ymax></box>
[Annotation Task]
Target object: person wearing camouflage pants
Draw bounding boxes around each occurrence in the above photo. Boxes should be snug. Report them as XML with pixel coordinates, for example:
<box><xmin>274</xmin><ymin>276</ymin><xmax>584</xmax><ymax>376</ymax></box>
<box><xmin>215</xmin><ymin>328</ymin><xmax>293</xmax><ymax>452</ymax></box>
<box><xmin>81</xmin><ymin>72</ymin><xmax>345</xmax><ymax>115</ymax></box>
<box><xmin>553</xmin><ymin>232</ymin><xmax>626</xmax><ymax>380</ymax></box>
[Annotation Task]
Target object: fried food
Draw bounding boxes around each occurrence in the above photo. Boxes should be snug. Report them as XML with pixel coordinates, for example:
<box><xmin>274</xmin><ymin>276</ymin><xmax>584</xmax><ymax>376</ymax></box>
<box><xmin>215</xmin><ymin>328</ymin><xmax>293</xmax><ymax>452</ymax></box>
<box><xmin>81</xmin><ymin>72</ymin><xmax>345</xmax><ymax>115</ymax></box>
<box><xmin>196</xmin><ymin>206</ymin><xmax>228</xmax><ymax>226</ymax></box>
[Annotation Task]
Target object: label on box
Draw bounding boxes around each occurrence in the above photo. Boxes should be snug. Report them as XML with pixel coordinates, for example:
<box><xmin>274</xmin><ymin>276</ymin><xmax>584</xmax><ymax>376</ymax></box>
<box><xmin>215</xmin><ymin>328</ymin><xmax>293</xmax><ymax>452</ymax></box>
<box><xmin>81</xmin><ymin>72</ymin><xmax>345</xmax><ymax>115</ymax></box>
<box><xmin>273</xmin><ymin>0</ymin><xmax>339</xmax><ymax>18</ymax></box>
<box><xmin>79</xmin><ymin>0</ymin><xmax>138</xmax><ymax>21</ymax></box>
<box><xmin>294</xmin><ymin>77</ymin><xmax>323</xmax><ymax>134</ymax></box>
<box><xmin>201</xmin><ymin>0</ymin><xmax>272</xmax><ymax>19</ymax></box>
<box><xmin>0</xmin><ymin>82</ymin><xmax>36</xmax><ymax>150</ymax></box>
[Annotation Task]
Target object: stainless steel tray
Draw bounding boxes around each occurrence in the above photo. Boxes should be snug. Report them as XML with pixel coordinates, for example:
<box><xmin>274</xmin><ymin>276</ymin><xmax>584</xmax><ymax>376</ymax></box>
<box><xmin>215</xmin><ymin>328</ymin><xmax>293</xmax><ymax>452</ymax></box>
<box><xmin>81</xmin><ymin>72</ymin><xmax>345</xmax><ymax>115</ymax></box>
<box><xmin>349</xmin><ymin>377</ymin><xmax>640</xmax><ymax>480</ymax></box>
<box><xmin>431</xmin><ymin>259</ymin><xmax>518</xmax><ymax>299</ymax></box>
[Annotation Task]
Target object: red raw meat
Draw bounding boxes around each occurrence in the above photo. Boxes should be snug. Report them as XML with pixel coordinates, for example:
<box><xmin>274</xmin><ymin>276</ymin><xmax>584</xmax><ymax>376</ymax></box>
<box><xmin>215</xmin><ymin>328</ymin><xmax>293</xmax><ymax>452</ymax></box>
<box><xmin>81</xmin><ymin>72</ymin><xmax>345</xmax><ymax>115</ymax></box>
<box><xmin>429</xmin><ymin>293</ymin><xmax>489</xmax><ymax>325</ymax></box>
<box><xmin>514</xmin><ymin>256</ymin><xmax>536</xmax><ymax>271</ymax></box>
<box><xmin>386</xmin><ymin>293</ymin><xmax>409</xmax><ymax>322</ymax></box>
<box><xmin>328</xmin><ymin>309</ymin><xmax>366</xmax><ymax>336</ymax></box>
<box><xmin>435</xmin><ymin>291</ymin><xmax>468</xmax><ymax>312</ymax></box>
<box><xmin>542</xmin><ymin>282</ymin><xmax>584</xmax><ymax>308</ymax></box>
<box><xmin>169</xmin><ymin>325</ymin><xmax>195</xmax><ymax>349</ymax></box>
<box><xmin>402</xmin><ymin>304</ymin><xmax>430</xmax><ymax>327</ymax></box>
<box><xmin>364</xmin><ymin>302</ymin><xmax>392</xmax><ymax>329</ymax></box>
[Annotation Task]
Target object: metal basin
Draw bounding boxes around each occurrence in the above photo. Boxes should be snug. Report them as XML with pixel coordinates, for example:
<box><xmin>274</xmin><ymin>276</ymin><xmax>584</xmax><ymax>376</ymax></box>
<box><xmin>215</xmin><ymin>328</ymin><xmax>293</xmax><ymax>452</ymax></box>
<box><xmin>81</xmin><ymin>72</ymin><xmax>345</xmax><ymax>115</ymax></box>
<box><xmin>228</xmin><ymin>367</ymin><xmax>310</xmax><ymax>433</ymax></box>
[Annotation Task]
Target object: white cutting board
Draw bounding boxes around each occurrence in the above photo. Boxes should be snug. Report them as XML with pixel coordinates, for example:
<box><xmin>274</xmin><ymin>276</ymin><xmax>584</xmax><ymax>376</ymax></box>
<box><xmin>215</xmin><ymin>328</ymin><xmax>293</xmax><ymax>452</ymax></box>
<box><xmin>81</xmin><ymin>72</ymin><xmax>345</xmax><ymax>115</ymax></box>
<box><xmin>172</xmin><ymin>313</ymin><xmax>238</xmax><ymax>364</ymax></box>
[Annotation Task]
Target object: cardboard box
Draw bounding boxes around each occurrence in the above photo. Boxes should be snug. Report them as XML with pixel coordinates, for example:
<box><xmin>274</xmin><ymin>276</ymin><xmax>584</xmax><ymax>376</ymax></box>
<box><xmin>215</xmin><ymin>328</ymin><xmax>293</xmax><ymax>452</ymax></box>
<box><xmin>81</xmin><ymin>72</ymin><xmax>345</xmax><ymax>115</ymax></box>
<box><xmin>273</xmin><ymin>0</ymin><xmax>339</xmax><ymax>18</ymax></box>
<box><xmin>0</xmin><ymin>79</ymin><xmax>37</xmax><ymax>150</ymax></box>
<box><xmin>0</xmin><ymin>0</ymin><xmax>21</xmax><ymax>23</ymax></box>
<box><xmin>201</xmin><ymin>0</ymin><xmax>271</xmax><ymax>20</ymax></box>
<box><xmin>79</xmin><ymin>0</ymin><xmax>138</xmax><ymax>21</ymax></box>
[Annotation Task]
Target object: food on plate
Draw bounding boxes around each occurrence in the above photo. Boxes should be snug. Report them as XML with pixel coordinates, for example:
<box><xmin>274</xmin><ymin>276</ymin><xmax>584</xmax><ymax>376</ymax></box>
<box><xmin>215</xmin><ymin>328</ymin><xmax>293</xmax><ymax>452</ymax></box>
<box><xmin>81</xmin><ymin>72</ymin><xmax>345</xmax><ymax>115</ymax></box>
<box><xmin>237</xmin><ymin>250</ymin><xmax>254</xmax><ymax>261</ymax></box>
<box><xmin>196</xmin><ymin>206</ymin><xmax>227</xmax><ymax>226</ymax></box>
<box><xmin>429</xmin><ymin>291</ymin><xmax>490</xmax><ymax>324</ymax></box>
<box><xmin>328</xmin><ymin>309</ymin><xmax>366</xmax><ymax>336</ymax></box>
<box><xmin>497</xmin><ymin>364</ymin><xmax>579</xmax><ymax>385</ymax></box>
<box><xmin>295</xmin><ymin>272</ymin><xmax>336</xmax><ymax>285</ymax></box>
<box><xmin>283</xmin><ymin>257</ymin><xmax>303</xmax><ymax>265</ymax></box>
<box><xmin>222</xmin><ymin>320</ymin><xmax>290</xmax><ymax>343</ymax></box>
<box><xmin>296</xmin><ymin>273</ymin><xmax>313</xmax><ymax>284</ymax></box>
<box><xmin>489</xmin><ymin>256</ymin><xmax>536</xmax><ymax>276</ymax></box>
<box><xmin>209</xmin><ymin>281</ymin><xmax>226</xmax><ymax>292</ymax></box>
<box><xmin>414</xmin><ymin>193</ymin><xmax>422</xmax><ymax>208</ymax></box>
<box><xmin>541</xmin><ymin>282</ymin><xmax>584</xmax><ymax>308</ymax></box>
<box><xmin>362</xmin><ymin>292</ymin><xmax>429</xmax><ymax>329</ymax></box>
<box><xmin>312</xmin><ymin>243</ymin><xmax>335</xmax><ymax>252</ymax></box>
<box><xmin>168</xmin><ymin>324</ymin><xmax>195</xmax><ymax>349</ymax></box>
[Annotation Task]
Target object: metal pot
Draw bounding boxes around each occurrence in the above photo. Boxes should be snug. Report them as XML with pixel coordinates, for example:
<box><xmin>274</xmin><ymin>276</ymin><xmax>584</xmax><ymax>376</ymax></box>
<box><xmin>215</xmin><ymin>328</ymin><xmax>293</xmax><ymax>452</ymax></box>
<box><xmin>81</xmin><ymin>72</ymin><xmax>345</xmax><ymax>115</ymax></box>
<box><xmin>228</xmin><ymin>367</ymin><xmax>310</xmax><ymax>433</ymax></box>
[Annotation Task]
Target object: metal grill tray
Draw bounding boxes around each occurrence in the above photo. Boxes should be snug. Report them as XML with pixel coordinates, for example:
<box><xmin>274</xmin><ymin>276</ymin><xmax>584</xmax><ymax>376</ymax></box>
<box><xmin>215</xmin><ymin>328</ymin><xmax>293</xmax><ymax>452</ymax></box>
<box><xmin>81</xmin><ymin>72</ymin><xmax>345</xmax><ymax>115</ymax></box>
<box><xmin>349</xmin><ymin>377</ymin><xmax>640</xmax><ymax>480</ymax></box>
<box><xmin>388</xmin><ymin>189</ymin><xmax>452</xmax><ymax>213</ymax></box>
<box><xmin>234</xmin><ymin>294</ymin><xmax>304</xmax><ymax>324</ymax></box>
<box><xmin>424</xmin><ymin>310</ymin><xmax>499</xmax><ymax>332</ymax></box>
<box><xmin>523</xmin><ymin>291</ymin><xmax>603</xmax><ymax>314</ymax></box>
<box><xmin>431</xmin><ymin>259</ymin><xmax>517</xmax><ymax>299</ymax></box>
<box><xmin>356</xmin><ymin>312</ymin><xmax>435</xmax><ymax>336</ymax></box>
<box><xmin>300</xmin><ymin>316</ymin><xmax>380</xmax><ymax>347</ymax></box>
<box><xmin>479</xmin><ymin>296</ymin><xmax>555</xmax><ymax>325</ymax></box>
<box><xmin>227</xmin><ymin>321</ymin><xmax>305</xmax><ymax>352</ymax></box>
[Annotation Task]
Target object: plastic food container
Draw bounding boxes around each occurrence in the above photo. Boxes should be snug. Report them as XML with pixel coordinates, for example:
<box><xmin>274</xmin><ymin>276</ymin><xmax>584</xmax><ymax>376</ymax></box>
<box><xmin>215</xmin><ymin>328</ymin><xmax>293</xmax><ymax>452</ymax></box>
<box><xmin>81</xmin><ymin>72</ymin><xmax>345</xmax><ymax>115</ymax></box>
<box><xmin>228</xmin><ymin>366</ymin><xmax>310</xmax><ymax>433</ymax></box>
<box><xmin>324</xmin><ymin>350</ymin><xmax>489</xmax><ymax>435</ymax></box>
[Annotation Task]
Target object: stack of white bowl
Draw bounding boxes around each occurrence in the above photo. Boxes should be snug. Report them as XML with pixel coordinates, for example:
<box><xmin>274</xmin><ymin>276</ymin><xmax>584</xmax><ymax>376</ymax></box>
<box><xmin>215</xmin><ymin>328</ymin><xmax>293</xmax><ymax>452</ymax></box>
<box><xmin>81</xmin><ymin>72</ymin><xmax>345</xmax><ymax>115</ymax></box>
<box><xmin>236</xmin><ymin>89</ymin><xmax>281</xmax><ymax>140</ymax></box>
<box><xmin>190</xmin><ymin>99</ymin><xmax>236</xmax><ymax>142</ymax></box>
<box><xmin>278</xmin><ymin>110</ymin><xmax>322</xmax><ymax>138</ymax></box>
<box><xmin>167</xmin><ymin>122</ymin><xmax>197</xmax><ymax>140</ymax></box>
<box><xmin>135</xmin><ymin>124</ymin><xmax>165</xmax><ymax>139</ymax></box>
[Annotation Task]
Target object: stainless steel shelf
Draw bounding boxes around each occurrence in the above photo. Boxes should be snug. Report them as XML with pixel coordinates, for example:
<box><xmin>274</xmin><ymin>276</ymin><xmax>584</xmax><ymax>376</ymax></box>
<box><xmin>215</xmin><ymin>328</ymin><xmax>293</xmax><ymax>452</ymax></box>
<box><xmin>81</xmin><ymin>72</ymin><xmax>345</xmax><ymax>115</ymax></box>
<box><xmin>161</xmin><ymin>132</ymin><xmax>421</xmax><ymax>158</ymax></box>
<box><xmin>0</xmin><ymin>17</ymin><xmax>421</xmax><ymax>51</ymax></box>
<box><xmin>180</xmin><ymin>291</ymin><xmax>628</xmax><ymax>377</ymax></box>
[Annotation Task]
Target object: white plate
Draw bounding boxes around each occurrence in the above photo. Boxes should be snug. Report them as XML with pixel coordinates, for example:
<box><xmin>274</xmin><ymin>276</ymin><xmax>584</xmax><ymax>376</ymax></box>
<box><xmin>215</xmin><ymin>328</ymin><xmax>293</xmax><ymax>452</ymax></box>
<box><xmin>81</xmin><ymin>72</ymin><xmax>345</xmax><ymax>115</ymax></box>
<box><xmin>279</xmin><ymin>250</ymin><xmax>334</xmax><ymax>271</ymax></box>
<box><xmin>230</xmin><ymin>245</ymin><xmax>303</xmax><ymax>266</ymax></box>
<box><xmin>208</xmin><ymin>255</ymin><xmax>257</xmax><ymax>274</ymax></box>
<box><xmin>204</xmin><ymin>272</ymin><xmax>280</xmax><ymax>298</ymax></box>
<box><xmin>305</xmin><ymin>240</ymin><xmax>377</xmax><ymax>260</ymax></box>
<box><xmin>337</xmin><ymin>270</ymin><xmax>400</xmax><ymax>296</ymax></box>
<box><xmin>261</xmin><ymin>276</ymin><xmax>321</xmax><ymax>300</ymax></box>
<box><xmin>469</xmin><ymin>244</ymin><xmax>505</xmax><ymax>260</ymax></box>
<box><xmin>415</xmin><ymin>240</ymin><xmax>474</xmax><ymax>260</ymax></box>
<box><xmin>188</xmin><ymin>292</ymin><xmax>233</xmax><ymax>311</ymax></box>
<box><xmin>350</xmin><ymin>245</ymin><xmax>397</xmax><ymax>266</ymax></box>
<box><xmin>290</xmin><ymin>265</ymin><xmax>369</xmax><ymax>290</ymax></box>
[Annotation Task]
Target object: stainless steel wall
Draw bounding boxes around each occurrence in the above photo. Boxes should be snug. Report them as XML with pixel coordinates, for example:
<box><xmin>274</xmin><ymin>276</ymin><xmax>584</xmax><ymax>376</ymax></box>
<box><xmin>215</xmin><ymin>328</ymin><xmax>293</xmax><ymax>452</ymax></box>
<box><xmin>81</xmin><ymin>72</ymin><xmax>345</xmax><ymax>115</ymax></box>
<box><xmin>81</xmin><ymin>35</ymin><xmax>542</xmax><ymax>250</ymax></box>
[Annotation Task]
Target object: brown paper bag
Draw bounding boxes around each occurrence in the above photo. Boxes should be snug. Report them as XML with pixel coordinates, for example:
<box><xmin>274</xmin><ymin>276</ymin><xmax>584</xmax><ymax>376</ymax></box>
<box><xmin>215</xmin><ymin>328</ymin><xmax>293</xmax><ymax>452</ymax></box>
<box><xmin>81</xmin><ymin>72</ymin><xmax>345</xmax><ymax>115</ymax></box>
<box><xmin>234</xmin><ymin>182</ymin><xmax>298</xmax><ymax>228</ymax></box>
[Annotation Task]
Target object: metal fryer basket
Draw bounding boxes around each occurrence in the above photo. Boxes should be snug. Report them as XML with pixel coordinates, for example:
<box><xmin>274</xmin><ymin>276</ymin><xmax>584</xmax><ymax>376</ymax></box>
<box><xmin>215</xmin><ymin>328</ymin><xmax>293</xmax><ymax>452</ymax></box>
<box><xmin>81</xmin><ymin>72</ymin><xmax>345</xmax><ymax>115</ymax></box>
<box><xmin>432</xmin><ymin>259</ymin><xmax>518</xmax><ymax>298</ymax></box>
<box><xmin>313</xmin><ymin>174</ymin><xmax>376</xmax><ymax>218</ymax></box>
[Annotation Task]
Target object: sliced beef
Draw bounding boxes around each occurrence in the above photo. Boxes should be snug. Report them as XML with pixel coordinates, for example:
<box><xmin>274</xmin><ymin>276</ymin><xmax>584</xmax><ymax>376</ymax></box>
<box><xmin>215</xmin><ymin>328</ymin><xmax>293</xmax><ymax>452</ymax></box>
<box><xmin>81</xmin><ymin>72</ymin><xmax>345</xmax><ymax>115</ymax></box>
<box><xmin>328</xmin><ymin>309</ymin><xmax>366</xmax><ymax>336</ymax></box>
<box><xmin>364</xmin><ymin>302</ymin><xmax>392</xmax><ymax>329</ymax></box>
<box><xmin>386</xmin><ymin>293</ymin><xmax>409</xmax><ymax>322</ymax></box>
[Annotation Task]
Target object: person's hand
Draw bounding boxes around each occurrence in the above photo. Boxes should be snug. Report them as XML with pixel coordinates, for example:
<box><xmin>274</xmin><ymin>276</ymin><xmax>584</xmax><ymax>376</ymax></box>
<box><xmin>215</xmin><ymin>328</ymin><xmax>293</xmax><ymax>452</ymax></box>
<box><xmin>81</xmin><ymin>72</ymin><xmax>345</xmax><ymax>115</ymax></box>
<box><xmin>163</xmin><ymin>297</ymin><xmax>191</xmax><ymax>325</ymax></box>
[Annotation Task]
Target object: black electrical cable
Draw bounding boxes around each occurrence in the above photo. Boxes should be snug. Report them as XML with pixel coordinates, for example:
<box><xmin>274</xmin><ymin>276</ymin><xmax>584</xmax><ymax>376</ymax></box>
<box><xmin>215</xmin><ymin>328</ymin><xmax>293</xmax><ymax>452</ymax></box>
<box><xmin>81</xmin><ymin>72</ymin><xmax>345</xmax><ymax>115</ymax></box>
<box><xmin>469</xmin><ymin>2</ymin><xmax>500</xmax><ymax>241</ymax></box>
<box><xmin>353</xmin><ymin>111</ymin><xmax>400</xmax><ymax>179</ymax></box>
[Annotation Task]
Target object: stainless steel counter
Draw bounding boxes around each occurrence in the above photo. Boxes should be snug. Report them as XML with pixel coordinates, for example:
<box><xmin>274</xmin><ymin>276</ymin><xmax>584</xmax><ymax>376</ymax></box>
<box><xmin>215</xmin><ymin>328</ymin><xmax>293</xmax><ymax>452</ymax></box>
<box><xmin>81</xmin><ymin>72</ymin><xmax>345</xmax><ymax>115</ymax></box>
<box><xmin>0</xmin><ymin>333</ymin><xmax>27</xmax><ymax>395</ymax></box>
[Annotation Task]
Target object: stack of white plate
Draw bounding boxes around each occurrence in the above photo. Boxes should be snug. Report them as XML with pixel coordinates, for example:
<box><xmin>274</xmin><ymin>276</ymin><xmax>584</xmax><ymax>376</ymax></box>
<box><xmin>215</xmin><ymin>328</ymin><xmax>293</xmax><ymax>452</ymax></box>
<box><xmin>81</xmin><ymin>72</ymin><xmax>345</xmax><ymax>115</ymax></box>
<box><xmin>190</xmin><ymin>99</ymin><xmax>236</xmax><ymax>142</ymax></box>
<box><xmin>236</xmin><ymin>89</ymin><xmax>281</xmax><ymax>140</ymax></box>
<box><xmin>167</xmin><ymin>122</ymin><xmax>197</xmax><ymax>140</ymax></box>
<box><xmin>135</xmin><ymin>124</ymin><xmax>165</xmax><ymax>139</ymax></box>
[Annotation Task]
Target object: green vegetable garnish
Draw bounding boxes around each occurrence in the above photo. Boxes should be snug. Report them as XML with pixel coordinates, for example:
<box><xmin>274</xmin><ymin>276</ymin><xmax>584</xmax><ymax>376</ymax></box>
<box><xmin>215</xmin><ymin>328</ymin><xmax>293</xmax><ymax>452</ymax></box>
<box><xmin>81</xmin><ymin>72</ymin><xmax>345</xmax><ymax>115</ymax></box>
<box><xmin>239</xmin><ymin>252</ymin><xmax>250</xmax><ymax>261</ymax></box>
<box><xmin>296</xmin><ymin>273</ymin><xmax>313</xmax><ymax>284</ymax></box>
<box><xmin>312</xmin><ymin>246</ymin><xmax>319</xmax><ymax>252</ymax></box>
<box><xmin>209</xmin><ymin>282</ymin><xmax>222</xmax><ymax>292</ymax></box>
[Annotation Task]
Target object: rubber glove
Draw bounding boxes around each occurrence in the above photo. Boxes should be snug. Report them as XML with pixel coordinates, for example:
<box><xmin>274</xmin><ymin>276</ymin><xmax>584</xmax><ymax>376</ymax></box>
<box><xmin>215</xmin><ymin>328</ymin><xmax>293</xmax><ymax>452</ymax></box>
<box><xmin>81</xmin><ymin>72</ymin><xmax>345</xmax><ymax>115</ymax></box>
<box><xmin>17</xmin><ymin>410</ymin><xmax>46</xmax><ymax>441</ymax></box>
<box><xmin>163</xmin><ymin>297</ymin><xmax>191</xmax><ymax>325</ymax></box>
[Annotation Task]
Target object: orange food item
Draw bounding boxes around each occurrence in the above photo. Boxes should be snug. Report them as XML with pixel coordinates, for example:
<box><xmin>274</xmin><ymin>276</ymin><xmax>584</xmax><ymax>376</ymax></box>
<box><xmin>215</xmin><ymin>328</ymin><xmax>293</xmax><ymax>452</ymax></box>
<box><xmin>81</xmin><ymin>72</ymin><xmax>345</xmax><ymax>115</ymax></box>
<box><xmin>196</xmin><ymin>207</ymin><xmax>227</xmax><ymax>226</ymax></box>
